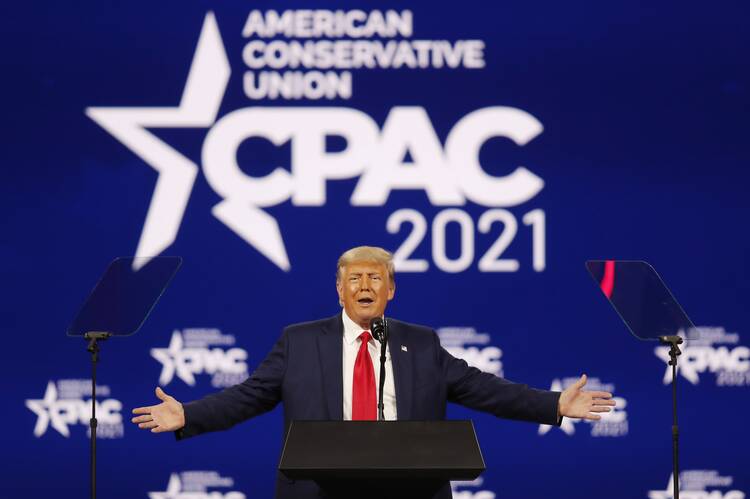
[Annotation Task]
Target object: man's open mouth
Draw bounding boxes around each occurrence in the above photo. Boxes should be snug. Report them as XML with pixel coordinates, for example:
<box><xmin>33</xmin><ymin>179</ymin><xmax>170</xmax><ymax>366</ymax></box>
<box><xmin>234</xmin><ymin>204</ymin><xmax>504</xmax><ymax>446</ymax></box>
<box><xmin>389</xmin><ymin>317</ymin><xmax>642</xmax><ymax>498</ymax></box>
<box><xmin>357</xmin><ymin>298</ymin><xmax>374</xmax><ymax>305</ymax></box>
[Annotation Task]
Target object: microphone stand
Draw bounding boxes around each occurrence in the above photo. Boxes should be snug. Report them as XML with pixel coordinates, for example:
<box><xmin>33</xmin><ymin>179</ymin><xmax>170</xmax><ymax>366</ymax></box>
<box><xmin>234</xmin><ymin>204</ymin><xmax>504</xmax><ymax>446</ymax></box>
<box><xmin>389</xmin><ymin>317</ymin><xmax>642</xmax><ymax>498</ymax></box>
<box><xmin>377</xmin><ymin>321</ymin><xmax>388</xmax><ymax>421</ymax></box>
<box><xmin>370</xmin><ymin>317</ymin><xmax>388</xmax><ymax>421</ymax></box>
<box><xmin>659</xmin><ymin>335</ymin><xmax>683</xmax><ymax>499</ymax></box>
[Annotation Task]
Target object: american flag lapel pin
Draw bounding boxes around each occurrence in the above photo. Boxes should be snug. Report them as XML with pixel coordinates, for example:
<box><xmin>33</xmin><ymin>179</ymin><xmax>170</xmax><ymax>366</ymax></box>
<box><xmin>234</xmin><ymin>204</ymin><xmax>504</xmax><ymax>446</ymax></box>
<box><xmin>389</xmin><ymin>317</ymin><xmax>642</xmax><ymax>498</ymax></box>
<box><xmin>401</xmin><ymin>345</ymin><xmax>408</xmax><ymax>352</ymax></box>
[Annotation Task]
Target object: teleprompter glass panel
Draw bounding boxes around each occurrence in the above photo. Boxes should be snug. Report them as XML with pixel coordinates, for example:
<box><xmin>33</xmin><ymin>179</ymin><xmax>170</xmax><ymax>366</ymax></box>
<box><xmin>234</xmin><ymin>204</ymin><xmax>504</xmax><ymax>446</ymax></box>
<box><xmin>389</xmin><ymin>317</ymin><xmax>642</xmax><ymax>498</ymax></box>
<box><xmin>585</xmin><ymin>260</ymin><xmax>694</xmax><ymax>341</ymax></box>
<box><xmin>67</xmin><ymin>256</ymin><xmax>182</xmax><ymax>337</ymax></box>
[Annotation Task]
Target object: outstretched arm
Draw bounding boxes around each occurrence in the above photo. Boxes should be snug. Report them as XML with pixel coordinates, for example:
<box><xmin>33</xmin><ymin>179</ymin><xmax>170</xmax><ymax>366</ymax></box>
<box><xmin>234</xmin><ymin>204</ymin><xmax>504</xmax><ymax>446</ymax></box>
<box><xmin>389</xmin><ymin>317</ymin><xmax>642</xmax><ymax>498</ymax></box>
<box><xmin>438</xmin><ymin>334</ymin><xmax>615</xmax><ymax>424</ymax></box>
<box><xmin>439</xmin><ymin>335</ymin><xmax>560</xmax><ymax>425</ymax></box>
<box><xmin>130</xmin><ymin>329</ymin><xmax>288</xmax><ymax>438</ymax></box>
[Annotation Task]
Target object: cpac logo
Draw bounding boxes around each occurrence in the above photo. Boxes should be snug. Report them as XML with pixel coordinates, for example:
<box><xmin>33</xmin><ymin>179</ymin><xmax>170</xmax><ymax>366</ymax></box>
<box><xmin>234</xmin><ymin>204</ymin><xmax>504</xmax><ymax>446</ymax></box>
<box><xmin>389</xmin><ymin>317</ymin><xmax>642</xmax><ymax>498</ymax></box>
<box><xmin>539</xmin><ymin>377</ymin><xmax>627</xmax><ymax>437</ymax></box>
<box><xmin>152</xmin><ymin>330</ymin><xmax>248</xmax><ymax>387</ymax></box>
<box><xmin>149</xmin><ymin>473</ymin><xmax>245</xmax><ymax>499</ymax></box>
<box><xmin>86</xmin><ymin>12</ymin><xmax>545</xmax><ymax>271</ymax></box>
<box><xmin>655</xmin><ymin>327</ymin><xmax>750</xmax><ymax>386</ymax></box>
<box><xmin>451</xmin><ymin>478</ymin><xmax>496</xmax><ymax>499</ymax></box>
<box><xmin>648</xmin><ymin>471</ymin><xmax>745</xmax><ymax>499</ymax></box>
<box><xmin>152</xmin><ymin>329</ymin><xmax>248</xmax><ymax>387</ymax></box>
<box><xmin>25</xmin><ymin>381</ymin><xmax>123</xmax><ymax>438</ymax></box>
<box><xmin>438</xmin><ymin>327</ymin><xmax>503</xmax><ymax>376</ymax></box>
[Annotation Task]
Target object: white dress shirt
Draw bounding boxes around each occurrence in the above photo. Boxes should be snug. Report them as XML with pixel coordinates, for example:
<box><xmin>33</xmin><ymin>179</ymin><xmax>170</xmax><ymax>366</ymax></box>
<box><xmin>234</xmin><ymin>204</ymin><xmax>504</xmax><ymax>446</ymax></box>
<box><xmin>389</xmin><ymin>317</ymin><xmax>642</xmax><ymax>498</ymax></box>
<box><xmin>341</xmin><ymin>310</ymin><xmax>397</xmax><ymax>420</ymax></box>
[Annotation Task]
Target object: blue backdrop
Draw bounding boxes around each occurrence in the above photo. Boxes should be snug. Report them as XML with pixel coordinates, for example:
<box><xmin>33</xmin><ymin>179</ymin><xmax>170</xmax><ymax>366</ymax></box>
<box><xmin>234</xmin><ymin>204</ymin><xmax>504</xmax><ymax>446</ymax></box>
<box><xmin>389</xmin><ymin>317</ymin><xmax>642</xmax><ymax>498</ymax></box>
<box><xmin>3</xmin><ymin>2</ymin><xmax>749</xmax><ymax>498</ymax></box>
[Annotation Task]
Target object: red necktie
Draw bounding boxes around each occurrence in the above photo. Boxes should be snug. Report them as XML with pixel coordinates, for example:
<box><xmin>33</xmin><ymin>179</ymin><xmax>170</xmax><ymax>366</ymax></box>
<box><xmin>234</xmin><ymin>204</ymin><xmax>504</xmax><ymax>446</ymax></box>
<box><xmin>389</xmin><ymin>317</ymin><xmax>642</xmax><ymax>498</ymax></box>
<box><xmin>352</xmin><ymin>331</ymin><xmax>377</xmax><ymax>420</ymax></box>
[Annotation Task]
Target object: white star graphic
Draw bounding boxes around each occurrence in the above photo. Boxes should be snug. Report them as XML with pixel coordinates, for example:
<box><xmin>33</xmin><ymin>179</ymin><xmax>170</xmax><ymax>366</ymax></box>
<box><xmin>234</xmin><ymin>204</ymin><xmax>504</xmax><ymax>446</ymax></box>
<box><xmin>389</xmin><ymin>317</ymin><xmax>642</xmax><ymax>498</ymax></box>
<box><xmin>86</xmin><ymin>12</ymin><xmax>290</xmax><ymax>271</ymax></box>
<box><xmin>151</xmin><ymin>330</ymin><xmax>195</xmax><ymax>386</ymax></box>
<box><xmin>648</xmin><ymin>474</ymin><xmax>677</xmax><ymax>499</ymax></box>
<box><xmin>25</xmin><ymin>381</ymin><xmax>71</xmax><ymax>437</ymax></box>
<box><xmin>149</xmin><ymin>473</ymin><xmax>182</xmax><ymax>499</ymax></box>
<box><xmin>26</xmin><ymin>381</ymin><xmax>56</xmax><ymax>437</ymax></box>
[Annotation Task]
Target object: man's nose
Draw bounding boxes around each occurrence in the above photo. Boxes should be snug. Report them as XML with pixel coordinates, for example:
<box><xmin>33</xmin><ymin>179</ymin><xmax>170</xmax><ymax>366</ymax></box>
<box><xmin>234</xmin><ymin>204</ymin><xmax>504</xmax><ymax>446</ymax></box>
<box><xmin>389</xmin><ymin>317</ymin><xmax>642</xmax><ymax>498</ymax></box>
<box><xmin>360</xmin><ymin>276</ymin><xmax>371</xmax><ymax>290</ymax></box>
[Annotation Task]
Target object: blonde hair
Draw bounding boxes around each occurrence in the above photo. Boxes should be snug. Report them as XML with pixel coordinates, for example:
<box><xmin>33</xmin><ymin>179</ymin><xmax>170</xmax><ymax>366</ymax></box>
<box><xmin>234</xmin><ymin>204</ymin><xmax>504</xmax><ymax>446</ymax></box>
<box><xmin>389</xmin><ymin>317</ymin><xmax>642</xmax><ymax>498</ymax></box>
<box><xmin>336</xmin><ymin>246</ymin><xmax>395</xmax><ymax>284</ymax></box>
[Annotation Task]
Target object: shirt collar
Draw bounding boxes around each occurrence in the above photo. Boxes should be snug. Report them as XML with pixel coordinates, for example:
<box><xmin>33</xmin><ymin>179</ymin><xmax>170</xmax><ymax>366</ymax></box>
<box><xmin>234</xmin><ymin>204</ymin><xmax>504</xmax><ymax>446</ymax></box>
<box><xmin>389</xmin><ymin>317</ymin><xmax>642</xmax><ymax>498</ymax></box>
<box><xmin>342</xmin><ymin>309</ymin><xmax>368</xmax><ymax>345</ymax></box>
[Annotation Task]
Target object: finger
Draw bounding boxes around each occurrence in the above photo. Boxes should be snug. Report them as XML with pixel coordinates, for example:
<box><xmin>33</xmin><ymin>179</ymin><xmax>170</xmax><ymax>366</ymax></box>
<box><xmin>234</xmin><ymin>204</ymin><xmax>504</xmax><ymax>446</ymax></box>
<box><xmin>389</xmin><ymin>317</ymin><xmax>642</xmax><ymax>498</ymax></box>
<box><xmin>131</xmin><ymin>415</ymin><xmax>153</xmax><ymax>423</ymax></box>
<box><xmin>592</xmin><ymin>398</ymin><xmax>617</xmax><ymax>406</ymax></box>
<box><xmin>588</xmin><ymin>391</ymin><xmax>613</xmax><ymax>399</ymax></box>
<box><xmin>583</xmin><ymin>413</ymin><xmax>602</xmax><ymax>421</ymax></box>
<box><xmin>151</xmin><ymin>426</ymin><xmax>170</xmax><ymax>433</ymax></box>
<box><xmin>139</xmin><ymin>421</ymin><xmax>159</xmax><ymax>429</ymax></box>
<box><xmin>574</xmin><ymin>374</ymin><xmax>587</xmax><ymax>389</ymax></box>
<box><xmin>155</xmin><ymin>387</ymin><xmax>170</xmax><ymax>402</ymax></box>
<box><xmin>132</xmin><ymin>406</ymin><xmax>153</xmax><ymax>415</ymax></box>
<box><xmin>589</xmin><ymin>406</ymin><xmax>612</xmax><ymax>413</ymax></box>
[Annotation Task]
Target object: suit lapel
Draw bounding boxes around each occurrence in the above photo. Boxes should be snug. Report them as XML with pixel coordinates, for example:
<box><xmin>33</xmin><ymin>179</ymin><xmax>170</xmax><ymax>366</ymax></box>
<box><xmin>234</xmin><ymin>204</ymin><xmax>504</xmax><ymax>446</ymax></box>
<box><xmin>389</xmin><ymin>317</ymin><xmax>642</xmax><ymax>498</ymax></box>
<box><xmin>388</xmin><ymin>320</ymin><xmax>413</xmax><ymax>420</ymax></box>
<box><xmin>318</xmin><ymin>314</ymin><xmax>344</xmax><ymax>420</ymax></box>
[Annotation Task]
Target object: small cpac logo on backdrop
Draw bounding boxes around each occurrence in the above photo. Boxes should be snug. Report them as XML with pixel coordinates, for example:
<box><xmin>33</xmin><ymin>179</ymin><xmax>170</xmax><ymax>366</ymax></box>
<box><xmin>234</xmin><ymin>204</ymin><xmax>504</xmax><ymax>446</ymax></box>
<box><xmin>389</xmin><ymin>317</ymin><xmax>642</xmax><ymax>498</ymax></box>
<box><xmin>151</xmin><ymin>329</ymin><xmax>249</xmax><ymax>388</ymax></box>
<box><xmin>648</xmin><ymin>470</ymin><xmax>745</xmax><ymax>499</ymax></box>
<box><xmin>25</xmin><ymin>380</ymin><xmax>123</xmax><ymax>438</ymax></box>
<box><xmin>655</xmin><ymin>327</ymin><xmax>750</xmax><ymax>386</ymax></box>
<box><xmin>451</xmin><ymin>478</ymin><xmax>496</xmax><ymax>499</ymax></box>
<box><xmin>538</xmin><ymin>377</ymin><xmax>627</xmax><ymax>437</ymax></box>
<box><xmin>86</xmin><ymin>11</ymin><xmax>546</xmax><ymax>272</ymax></box>
<box><xmin>149</xmin><ymin>472</ymin><xmax>245</xmax><ymax>499</ymax></box>
<box><xmin>437</xmin><ymin>327</ymin><xmax>503</xmax><ymax>376</ymax></box>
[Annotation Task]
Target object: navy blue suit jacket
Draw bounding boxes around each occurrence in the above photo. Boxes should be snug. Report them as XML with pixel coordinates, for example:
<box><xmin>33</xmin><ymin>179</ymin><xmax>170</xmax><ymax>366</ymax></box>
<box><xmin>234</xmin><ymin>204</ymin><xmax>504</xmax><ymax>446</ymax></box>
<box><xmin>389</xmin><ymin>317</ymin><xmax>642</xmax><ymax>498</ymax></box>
<box><xmin>179</xmin><ymin>314</ymin><xmax>561</xmax><ymax>498</ymax></box>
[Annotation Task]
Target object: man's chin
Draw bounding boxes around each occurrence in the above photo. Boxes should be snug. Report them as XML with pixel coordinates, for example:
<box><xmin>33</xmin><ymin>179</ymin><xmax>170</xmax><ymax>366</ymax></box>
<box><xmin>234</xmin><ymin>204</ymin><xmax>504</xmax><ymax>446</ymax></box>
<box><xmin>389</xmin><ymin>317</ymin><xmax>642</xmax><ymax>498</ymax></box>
<box><xmin>350</xmin><ymin>307</ymin><xmax>383</xmax><ymax>326</ymax></box>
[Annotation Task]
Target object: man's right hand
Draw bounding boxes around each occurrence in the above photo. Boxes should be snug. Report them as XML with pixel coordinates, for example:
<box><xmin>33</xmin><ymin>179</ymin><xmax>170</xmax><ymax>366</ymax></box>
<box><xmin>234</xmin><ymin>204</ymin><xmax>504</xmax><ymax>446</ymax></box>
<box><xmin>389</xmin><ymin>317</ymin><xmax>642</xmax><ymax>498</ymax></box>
<box><xmin>131</xmin><ymin>387</ymin><xmax>185</xmax><ymax>433</ymax></box>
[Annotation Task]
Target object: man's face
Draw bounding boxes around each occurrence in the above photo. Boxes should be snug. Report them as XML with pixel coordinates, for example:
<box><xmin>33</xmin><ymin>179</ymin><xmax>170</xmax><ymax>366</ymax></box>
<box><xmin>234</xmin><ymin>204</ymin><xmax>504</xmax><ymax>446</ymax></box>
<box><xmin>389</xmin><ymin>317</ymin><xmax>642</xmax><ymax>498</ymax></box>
<box><xmin>337</xmin><ymin>260</ymin><xmax>395</xmax><ymax>329</ymax></box>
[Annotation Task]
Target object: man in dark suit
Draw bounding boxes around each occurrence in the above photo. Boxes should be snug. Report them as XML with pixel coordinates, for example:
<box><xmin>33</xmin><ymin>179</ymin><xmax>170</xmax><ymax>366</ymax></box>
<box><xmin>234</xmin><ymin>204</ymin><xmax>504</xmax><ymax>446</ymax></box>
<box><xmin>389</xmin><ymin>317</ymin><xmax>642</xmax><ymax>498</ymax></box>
<box><xmin>132</xmin><ymin>246</ymin><xmax>615</xmax><ymax>498</ymax></box>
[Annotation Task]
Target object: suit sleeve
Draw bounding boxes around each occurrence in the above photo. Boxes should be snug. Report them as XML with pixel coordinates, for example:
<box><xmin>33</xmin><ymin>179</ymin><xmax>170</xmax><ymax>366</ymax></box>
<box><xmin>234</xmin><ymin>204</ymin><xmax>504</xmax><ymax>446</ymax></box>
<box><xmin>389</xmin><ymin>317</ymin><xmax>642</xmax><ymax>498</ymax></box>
<box><xmin>177</xmin><ymin>329</ymin><xmax>288</xmax><ymax>439</ymax></box>
<box><xmin>436</xmin><ymin>332</ymin><xmax>561</xmax><ymax>426</ymax></box>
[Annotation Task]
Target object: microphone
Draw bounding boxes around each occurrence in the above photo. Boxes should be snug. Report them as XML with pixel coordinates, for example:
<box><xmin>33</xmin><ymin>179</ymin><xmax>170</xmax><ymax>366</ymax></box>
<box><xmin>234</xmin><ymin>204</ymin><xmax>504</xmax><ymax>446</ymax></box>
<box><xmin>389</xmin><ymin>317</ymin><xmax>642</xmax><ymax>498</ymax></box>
<box><xmin>369</xmin><ymin>316</ymin><xmax>388</xmax><ymax>421</ymax></box>
<box><xmin>370</xmin><ymin>316</ymin><xmax>387</xmax><ymax>343</ymax></box>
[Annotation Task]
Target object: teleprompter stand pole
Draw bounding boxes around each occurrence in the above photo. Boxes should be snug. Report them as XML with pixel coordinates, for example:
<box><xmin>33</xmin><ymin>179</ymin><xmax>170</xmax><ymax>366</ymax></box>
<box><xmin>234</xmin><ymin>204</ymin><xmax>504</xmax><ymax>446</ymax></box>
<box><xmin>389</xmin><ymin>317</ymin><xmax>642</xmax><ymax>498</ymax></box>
<box><xmin>84</xmin><ymin>332</ymin><xmax>112</xmax><ymax>499</ymax></box>
<box><xmin>659</xmin><ymin>334</ymin><xmax>683</xmax><ymax>499</ymax></box>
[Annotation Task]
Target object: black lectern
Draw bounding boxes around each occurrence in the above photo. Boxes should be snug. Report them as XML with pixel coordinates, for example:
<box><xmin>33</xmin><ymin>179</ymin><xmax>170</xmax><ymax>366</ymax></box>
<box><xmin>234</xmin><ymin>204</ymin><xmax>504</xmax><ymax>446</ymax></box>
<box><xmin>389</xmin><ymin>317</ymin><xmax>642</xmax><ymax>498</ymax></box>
<box><xmin>279</xmin><ymin>421</ymin><xmax>485</xmax><ymax>499</ymax></box>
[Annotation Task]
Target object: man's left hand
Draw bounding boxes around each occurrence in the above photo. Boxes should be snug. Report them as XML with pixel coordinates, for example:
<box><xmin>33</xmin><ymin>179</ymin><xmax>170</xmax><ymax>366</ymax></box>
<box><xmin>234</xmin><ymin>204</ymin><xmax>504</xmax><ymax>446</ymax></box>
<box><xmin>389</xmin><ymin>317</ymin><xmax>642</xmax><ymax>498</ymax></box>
<box><xmin>558</xmin><ymin>374</ymin><xmax>616</xmax><ymax>420</ymax></box>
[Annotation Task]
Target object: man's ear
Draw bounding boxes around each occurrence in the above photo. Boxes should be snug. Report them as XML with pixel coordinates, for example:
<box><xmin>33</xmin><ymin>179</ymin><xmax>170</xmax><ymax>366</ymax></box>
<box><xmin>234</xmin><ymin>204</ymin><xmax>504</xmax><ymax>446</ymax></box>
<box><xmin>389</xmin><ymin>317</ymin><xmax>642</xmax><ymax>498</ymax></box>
<box><xmin>336</xmin><ymin>279</ymin><xmax>344</xmax><ymax>306</ymax></box>
<box><xmin>387</xmin><ymin>281</ymin><xmax>395</xmax><ymax>301</ymax></box>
